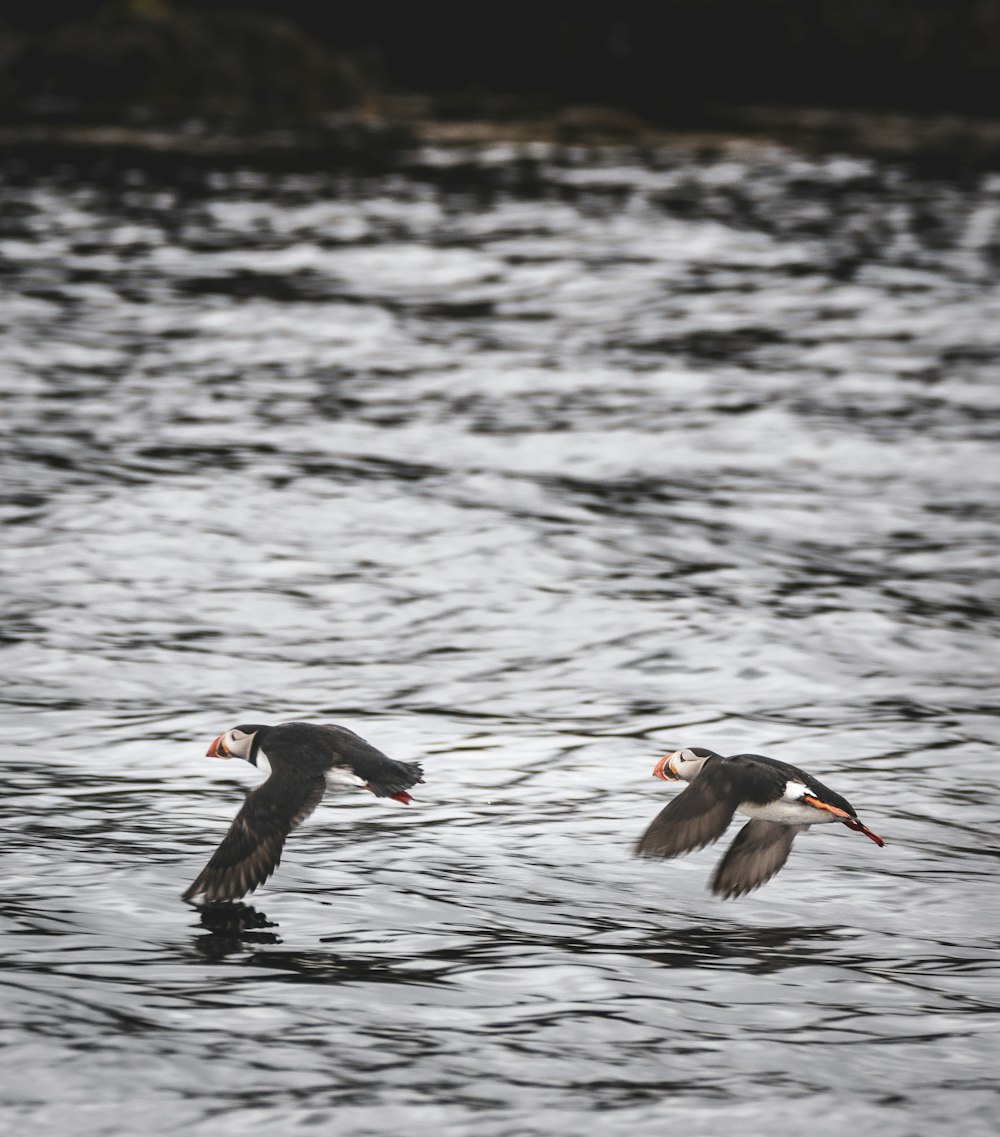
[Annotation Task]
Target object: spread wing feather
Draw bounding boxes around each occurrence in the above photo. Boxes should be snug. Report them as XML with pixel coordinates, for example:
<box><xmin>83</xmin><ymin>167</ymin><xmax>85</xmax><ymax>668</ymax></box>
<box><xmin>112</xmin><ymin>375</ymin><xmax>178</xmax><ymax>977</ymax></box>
<box><xmin>710</xmin><ymin>820</ymin><xmax>802</xmax><ymax>898</ymax></box>
<box><xmin>635</xmin><ymin>764</ymin><xmax>738</xmax><ymax>858</ymax></box>
<box><xmin>183</xmin><ymin>773</ymin><xmax>326</xmax><ymax>904</ymax></box>
<box><xmin>634</xmin><ymin>755</ymin><xmax>789</xmax><ymax>860</ymax></box>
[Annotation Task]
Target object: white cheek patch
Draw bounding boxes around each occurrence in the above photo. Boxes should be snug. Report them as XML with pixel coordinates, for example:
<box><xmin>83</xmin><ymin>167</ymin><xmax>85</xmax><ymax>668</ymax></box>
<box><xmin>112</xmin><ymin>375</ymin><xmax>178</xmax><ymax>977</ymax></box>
<box><xmin>256</xmin><ymin>749</ymin><xmax>272</xmax><ymax>776</ymax></box>
<box><xmin>784</xmin><ymin>781</ymin><xmax>810</xmax><ymax>801</ymax></box>
<box><xmin>675</xmin><ymin>756</ymin><xmax>707</xmax><ymax>782</ymax></box>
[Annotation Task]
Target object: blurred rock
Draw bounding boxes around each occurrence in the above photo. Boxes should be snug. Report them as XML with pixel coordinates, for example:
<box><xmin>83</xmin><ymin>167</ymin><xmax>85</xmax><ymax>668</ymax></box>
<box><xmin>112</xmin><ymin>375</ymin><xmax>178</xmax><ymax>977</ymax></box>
<box><xmin>2</xmin><ymin>0</ymin><xmax>373</xmax><ymax>124</ymax></box>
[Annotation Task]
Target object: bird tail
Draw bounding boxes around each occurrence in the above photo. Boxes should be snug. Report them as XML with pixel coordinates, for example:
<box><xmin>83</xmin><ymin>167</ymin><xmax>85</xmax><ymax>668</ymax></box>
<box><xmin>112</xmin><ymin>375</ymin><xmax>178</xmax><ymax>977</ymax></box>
<box><xmin>364</xmin><ymin>761</ymin><xmax>424</xmax><ymax>804</ymax></box>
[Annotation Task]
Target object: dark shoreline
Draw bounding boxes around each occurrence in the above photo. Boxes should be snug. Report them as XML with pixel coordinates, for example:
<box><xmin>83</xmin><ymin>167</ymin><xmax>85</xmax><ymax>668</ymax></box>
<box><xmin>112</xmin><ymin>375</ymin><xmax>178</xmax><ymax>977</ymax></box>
<box><xmin>6</xmin><ymin>4</ymin><xmax>1000</xmax><ymax>172</ymax></box>
<box><xmin>4</xmin><ymin>98</ymin><xmax>1000</xmax><ymax>173</ymax></box>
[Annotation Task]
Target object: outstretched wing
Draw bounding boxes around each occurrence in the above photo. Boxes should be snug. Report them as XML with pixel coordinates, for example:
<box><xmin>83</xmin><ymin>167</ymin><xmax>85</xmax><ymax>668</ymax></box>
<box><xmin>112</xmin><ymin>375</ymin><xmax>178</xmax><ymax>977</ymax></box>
<box><xmin>635</xmin><ymin>762</ymin><xmax>740</xmax><ymax>859</ymax></box>
<box><xmin>183</xmin><ymin>773</ymin><xmax>326</xmax><ymax>904</ymax></box>
<box><xmin>635</xmin><ymin>755</ymin><xmax>792</xmax><ymax>860</ymax></box>
<box><xmin>710</xmin><ymin>820</ymin><xmax>802</xmax><ymax>899</ymax></box>
<box><xmin>317</xmin><ymin>724</ymin><xmax>424</xmax><ymax>801</ymax></box>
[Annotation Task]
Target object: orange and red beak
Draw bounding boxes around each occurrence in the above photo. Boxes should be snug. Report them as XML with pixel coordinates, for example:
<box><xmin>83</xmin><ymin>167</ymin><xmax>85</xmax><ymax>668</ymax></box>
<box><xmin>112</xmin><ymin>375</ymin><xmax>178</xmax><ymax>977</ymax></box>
<box><xmin>206</xmin><ymin>733</ymin><xmax>230</xmax><ymax>759</ymax></box>
<box><xmin>652</xmin><ymin>752</ymin><xmax>679</xmax><ymax>780</ymax></box>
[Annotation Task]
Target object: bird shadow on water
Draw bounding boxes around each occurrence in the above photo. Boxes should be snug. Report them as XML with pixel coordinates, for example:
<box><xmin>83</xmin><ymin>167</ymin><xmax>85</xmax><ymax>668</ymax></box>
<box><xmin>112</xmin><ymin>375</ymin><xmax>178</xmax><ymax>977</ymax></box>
<box><xmin>612</xmin><ymin>920</ymin><xmax>852</xmax><ymax>974</ymax></box>
<box><xmin>185</xmin><ymin>893</ymin><xmax>849</xmax><ymax>979</ymax></box>
<box><xmin>191</xmin><ymin>901</ymin><xmax>283</xmax><ymax>960</ymax></box>
<box><xmin>188</xmin><ymin>901</ymin><xmax>439</xmax><ymax>985</ymax></box>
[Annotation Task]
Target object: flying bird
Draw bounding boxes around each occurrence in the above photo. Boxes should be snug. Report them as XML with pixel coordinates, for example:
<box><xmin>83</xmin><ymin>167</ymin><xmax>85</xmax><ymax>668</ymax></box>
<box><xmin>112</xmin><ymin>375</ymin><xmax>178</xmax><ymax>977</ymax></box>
<box><xmin>635</xmin><ymin>747</ymin><xmax>884</xmax><ymax>898</ymax></box>
<box><xmin>184</xmin><ymin>721</ymin><xmax>423</xmax><ymax>904</ymax></box>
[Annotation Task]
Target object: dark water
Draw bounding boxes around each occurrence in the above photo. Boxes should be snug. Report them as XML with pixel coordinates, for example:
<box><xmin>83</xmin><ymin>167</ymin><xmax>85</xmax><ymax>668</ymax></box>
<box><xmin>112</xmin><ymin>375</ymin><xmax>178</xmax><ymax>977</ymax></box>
<box><xmin>2</xmin><ymin>138</ymin><xmax>999</xmax><ymax>1136</ymax></box>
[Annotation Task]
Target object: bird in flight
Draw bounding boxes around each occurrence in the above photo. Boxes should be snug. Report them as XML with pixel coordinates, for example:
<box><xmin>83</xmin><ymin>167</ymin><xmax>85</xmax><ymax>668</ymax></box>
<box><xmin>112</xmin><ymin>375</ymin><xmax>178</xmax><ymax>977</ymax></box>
<box><xmin>635</xmin><ymin>747</ymin><xmax>884</xmax><ymax>898</ymax></box>
<box><xmin>184</xmin><ymin>721</ymin><xmax>423</xmax><ymax>904</ymax></box>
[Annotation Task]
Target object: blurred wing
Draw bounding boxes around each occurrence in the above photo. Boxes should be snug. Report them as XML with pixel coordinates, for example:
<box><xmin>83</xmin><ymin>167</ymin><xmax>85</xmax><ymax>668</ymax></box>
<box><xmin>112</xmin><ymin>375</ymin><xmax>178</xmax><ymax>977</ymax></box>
<box><xmin>634</xmin><ymin>770</ymin><xmax>738</xmax><ymax>859</ymax></box>
<box><xmin>318</xmin><ymin>724</ymin><xmax>424</xmax><ymax>800</ymax></box>
<box><xmin>183</xmin><ymin>774</ymin><xmax>326</xmax><ymax>904</ymax></box>
<box><xmin>711</xmin><ymin>820</ymin><xmax>802</xmax><ymax>899</ymax></box>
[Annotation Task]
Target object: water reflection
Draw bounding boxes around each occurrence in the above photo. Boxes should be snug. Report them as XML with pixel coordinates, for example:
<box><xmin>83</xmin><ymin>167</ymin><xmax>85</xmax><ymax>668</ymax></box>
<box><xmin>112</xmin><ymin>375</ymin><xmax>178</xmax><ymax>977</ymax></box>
<box><xmin>597</xmin><ymin>922</ymin><xmax>848</xmax><ymax>974</ymax></box>
<box><xmin>194</xmin><ymin>903</ymin><xmax>282</xmax><ymax>958</ymax></box>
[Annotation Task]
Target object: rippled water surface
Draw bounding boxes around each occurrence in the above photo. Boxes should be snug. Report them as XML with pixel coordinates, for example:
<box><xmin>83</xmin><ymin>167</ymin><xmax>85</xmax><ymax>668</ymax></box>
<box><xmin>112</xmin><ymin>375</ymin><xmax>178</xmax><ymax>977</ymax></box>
<box><xmin>2</xmin><ymin>138</ymin><xmax>1000</xmax><ymax>1135</ymax></box>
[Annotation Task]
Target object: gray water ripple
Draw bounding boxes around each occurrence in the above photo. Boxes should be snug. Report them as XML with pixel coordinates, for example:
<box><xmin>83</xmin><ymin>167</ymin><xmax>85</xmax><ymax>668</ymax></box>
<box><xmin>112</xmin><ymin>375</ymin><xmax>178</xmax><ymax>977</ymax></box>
<box><xmin>2</xmin><ymin>140</ymin><xmax>1000</xmax><ymax>1135</ymax></box>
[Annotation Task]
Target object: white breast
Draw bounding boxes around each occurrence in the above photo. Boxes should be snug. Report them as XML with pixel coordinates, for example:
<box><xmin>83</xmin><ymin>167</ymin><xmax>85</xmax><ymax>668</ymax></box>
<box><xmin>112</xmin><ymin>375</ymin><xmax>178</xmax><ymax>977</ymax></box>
<box><xmin>738</xmin><ymin>778</ymin><xmax>835</xmax><ymax>824</ymax></box>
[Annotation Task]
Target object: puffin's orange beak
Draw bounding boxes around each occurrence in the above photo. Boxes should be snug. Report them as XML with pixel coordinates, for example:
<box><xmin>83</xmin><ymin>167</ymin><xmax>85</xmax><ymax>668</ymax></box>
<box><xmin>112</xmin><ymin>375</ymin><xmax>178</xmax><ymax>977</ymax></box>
<box><xmin>652</xmin><ymin>753</ymin><xmax>678</xmax><ymax>780</ymax></box>
<box><xmin>206</xmin><ymin>733</ymin><xmax>229</xmax><ymax>759</ymax></box>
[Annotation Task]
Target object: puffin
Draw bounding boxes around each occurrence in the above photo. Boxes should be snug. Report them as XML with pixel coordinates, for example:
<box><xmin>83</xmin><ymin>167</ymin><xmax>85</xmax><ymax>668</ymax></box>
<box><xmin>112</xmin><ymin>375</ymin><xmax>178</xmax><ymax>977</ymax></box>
<box><xmin>184</xmin><ymin>721</ymin><xmax>423</xmax><ymax>904</ymax></box>
<box><xmin>635</xmin><ymin>747</ymin><xmax>884</xmax><ymax>898</ymax></box>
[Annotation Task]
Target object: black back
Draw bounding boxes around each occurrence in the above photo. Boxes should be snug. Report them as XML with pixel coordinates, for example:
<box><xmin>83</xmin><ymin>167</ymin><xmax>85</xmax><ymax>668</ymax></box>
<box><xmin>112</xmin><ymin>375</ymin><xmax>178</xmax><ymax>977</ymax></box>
<box><xmin>726</xmin><ymin>753</ymin><xmax>857</xmax><ymax>816</ymax></box>
<box><xmin>262</xmin><ymin>722</ymin><xmax>423</xmax><ymax>798</ymax></box>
